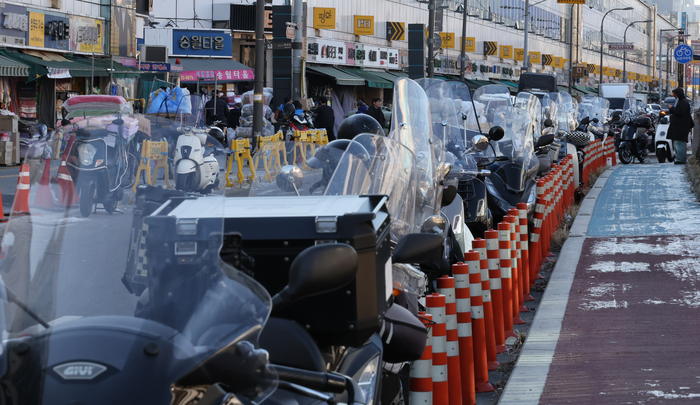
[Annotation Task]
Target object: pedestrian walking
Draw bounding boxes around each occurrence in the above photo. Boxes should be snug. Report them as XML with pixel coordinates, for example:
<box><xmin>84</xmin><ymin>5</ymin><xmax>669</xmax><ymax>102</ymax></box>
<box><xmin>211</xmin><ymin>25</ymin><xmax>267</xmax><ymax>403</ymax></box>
<box><xmin>366</xmin><ymin>97</ymin><xmax>387</xmax><ymax>130</ymax></box>
<box><xmin>314</xmin><ymin>96</ymin><xmax>336</xmax><ymax>141</ymax></box>
<box><xmin>356</xmin><ymin>100</ymin><xmax>368</xmax><ymax>114</ymax></box>
<box><xmin>667</xmin><ymin>87</ymin><xmax>693</xmax><ymax>164</ymax></box>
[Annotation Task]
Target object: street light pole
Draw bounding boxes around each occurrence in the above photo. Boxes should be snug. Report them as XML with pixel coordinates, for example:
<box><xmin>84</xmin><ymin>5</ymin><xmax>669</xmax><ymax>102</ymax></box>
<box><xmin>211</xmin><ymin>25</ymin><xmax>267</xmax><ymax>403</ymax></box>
<box><xmin>427</xmin><ymin>0</ymin><xmax>436</xmax><ymax>78</ymax></box>
<box><xmin>460</xmin><ymin>2</ymin><xmax>467</xmax><ymax>80</ymax></box>
<box><xmin>659</xmin><ymin>29</ymin><xmax>677</xmax><ymax>102</ymax></box>
<box><xmin>568</xmin><ymin>4</ymin><xmax>574</xmax><ymax>95</ymax></box>
<box><xmin>623</xmin><ymin>19</ymin><xmax>652</xmax><ymax>84</ymax></box>
<box><xmin>599</xmin><ymin>7</ymin><xmax>633</xmax><ymax>95</ymax></box>
<box><xmin>523</xmin><ymin>0</ymin><xmax>530</xmax><ymax>72</ymax></box>
<box><xmin>252</xmin><ymin>0</ymin><xmax>265</xmax><ymax>140</ymax></box>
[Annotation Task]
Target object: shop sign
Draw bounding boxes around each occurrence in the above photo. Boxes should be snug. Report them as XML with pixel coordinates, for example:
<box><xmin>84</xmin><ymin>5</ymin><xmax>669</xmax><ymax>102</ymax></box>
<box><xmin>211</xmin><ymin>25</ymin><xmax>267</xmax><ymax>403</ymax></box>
<box><xmin>313</xmin><ymin>8</ymin><xmax>335</xmax><ymax>30</ymax></box>
<box><xmin>346</xmin><ymin>42</ymin><xmax>356</xmax><ymax>66</ymax></box>
<box><xmin>434</xmin><ymin>55</ymin><xmax>459</xmax><ymax>75</ymax></box>
<box><xmin>554</xmin><ymin>57</ymin><xmax>563</xmax><ymax>68</ymax></box>
<box><xmin>139</xmin><ymin>62</ymin><xmax>171</xmax><ymax>72</ymax></box>
<box><xmin>0</xmin><ymin>4</ymin><xmax>27</xmax><ymax>47</ymax></box>
<box><xmin>172</xmin><ymin>29</ymin><xmax>232</xmax><ymax>57</ymax></box>
<box><xmin>529</xmin><ymin>51</ymin><xmax>541</xmax><ymax>64</ymax></box>
<box><xmin>461</xmin><ymin>37</ymin><xmax>475</xmax><ymax>53</ymax></box>
<box><xmin>500</xmin><ymin>45</ymin><xmax>513</xmax><ymax>59</ymax></box>
<box><xmin>439</xmin><ymin>32</ymin><xmax>455</xmax><ymax>49</ymax></box>
<box><xmin>47</xmin><ymin>67</ymin><xmax>71</xmax><ymax>79</ymax></box>
<box><xmin>361</xmin><ymin>45</ymin><xmax>396</xmax><ymax>68</ymax></box>
<box><xmin>388</xmin><ymin>49</ymin><xmax>399</xmax><ymax>69</ymax></box>
<box><xmin>307</xmin><ymin>38</ymin><xmax>346</xmax><ymax>65</ymax></box>
<box><xmin>28</xmin><ymin>10</ymin><xmax>69</xmax><ymax>50</ymax></box>
<box><xmin>354</xmin><ymin>15</ymin><xmax>374</xmax><ymax>36</ymax></box>
<box><xmin>179</xmin><ymin>69</ymin><xmax>254</xmax><ymax>82</ymax></box>
<box><xmin>514</xmin><ymin>48</ymin><xmax>525</xmax><ymax>61</ymax></box>
<box><xmin>69</xmin><ymin>16</ymin><xmax>104</xmax><ymax>54</ymax></box>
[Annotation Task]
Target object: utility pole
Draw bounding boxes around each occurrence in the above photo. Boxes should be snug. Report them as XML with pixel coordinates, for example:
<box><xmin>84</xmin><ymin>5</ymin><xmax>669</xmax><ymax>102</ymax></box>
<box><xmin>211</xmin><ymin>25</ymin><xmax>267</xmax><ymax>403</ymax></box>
<box><xmin>292</xmin><ymin>0</ymin><xmax>302</xmax><ymax>100</ymax></box>
<box><xmin>523</xmin><ymin>0</ymin><xmax>530</xmax><ymax>72</ymax></box>
<box><xmin>427</xmin><ymin>0</ymin><xmax>436</xmax><ymax>78</ymax></box>
<box><xmin>567</xmin><ymin>4</ymin><xmax>574</xmax><ymax>95</ymax></box>
<box><xmin>253</xmin><ymin>0</ymin><xmax>265</xmax><ymax>141</ymax></box>
<box><xmin>459</xmin><ymin>2</ymin><xmax>467</xmax><ymax>81</ymax></box>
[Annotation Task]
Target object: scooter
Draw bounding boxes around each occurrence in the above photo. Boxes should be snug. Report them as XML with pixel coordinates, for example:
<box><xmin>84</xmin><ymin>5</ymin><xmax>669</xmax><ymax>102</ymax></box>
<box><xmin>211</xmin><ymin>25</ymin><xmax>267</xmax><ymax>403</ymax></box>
<box><xmin>65</xmin><ymin>115</ymin><xmax>138</xmax><ymax>217</ymax></box>
<box><xmin>654</xmin><ymin>98</ymin><xmax>676</xmax><ymax>163</ymax></box>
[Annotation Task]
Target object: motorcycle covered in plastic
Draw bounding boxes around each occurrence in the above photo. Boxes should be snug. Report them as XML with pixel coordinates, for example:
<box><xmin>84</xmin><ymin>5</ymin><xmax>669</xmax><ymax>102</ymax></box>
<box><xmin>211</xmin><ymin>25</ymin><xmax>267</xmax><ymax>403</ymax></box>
<box><xmin>0</xmin><ymin>135</ymin><xmax>284</xmax><ymax>404</ymax></box>
<box><xmin>618</xmin><ymin>97</ymin><xmax>651</xmax><ymax>164</ymax></box>
<box><xmin>474</xmin><ymin>85</ymin><xmax>539</xmax><ymax>225</ymax></box>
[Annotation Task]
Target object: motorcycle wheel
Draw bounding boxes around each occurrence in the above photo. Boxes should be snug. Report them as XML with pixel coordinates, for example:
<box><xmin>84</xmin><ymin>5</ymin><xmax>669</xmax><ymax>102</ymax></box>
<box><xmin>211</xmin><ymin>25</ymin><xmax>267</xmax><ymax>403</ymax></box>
<box><xmin>176</xmin><ymin>172</ymin><xmax>196</xmax><ymax>192</ymax></box>
<box><xmin>79</xmin><ymin>183</ymin><xmax>95</xmax><ymax>217</ymax></box>
<box><xmin>656</xmin><ymin>148</ymin><xmax>666</xmax><ymax>163</ymax></box>
<box><xmin>103</xmin><ymin>198</ymin><xmax>118</xmax><ymax>214</ymax></box>
<box><xmin>123</xmin><ymin>152</ymin><xmax>139</xmax><ymax>189</ymax></box>
<box><xmin>618</xmin><ymin>148</ymin><xmax>633</xmax><ymax>164</ymax></box>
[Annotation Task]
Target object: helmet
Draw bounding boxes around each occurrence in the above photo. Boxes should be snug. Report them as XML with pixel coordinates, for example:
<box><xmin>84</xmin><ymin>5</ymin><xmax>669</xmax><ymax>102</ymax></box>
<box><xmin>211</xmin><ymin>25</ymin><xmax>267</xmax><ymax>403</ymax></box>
<box><xmin>337</xmin><ymin>114</ymin><xmax>384</xmax><ymax>140</ymax></box>
<box><xmin>282</xmin><ymin>103</ymin><xmax>296</xmax><ymax>118</ymax></box>
<box><xmin>306</xmin><ymin>139</ymin><xmax>370</xmax><ymax>194</ymax></box>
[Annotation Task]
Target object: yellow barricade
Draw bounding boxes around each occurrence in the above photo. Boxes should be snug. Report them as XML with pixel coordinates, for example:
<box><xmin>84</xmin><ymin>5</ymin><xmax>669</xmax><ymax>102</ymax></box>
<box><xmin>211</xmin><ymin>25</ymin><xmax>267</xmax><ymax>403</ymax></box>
<box><xmin>293</xmin><ymin>130</ymin><xmax>325</xmax><ymax>170</ymax></box>
<box><xmin>226</xmin><ymin>138</ymin><xmax>256</xmax><ymax>186</ymax></box>
<box><xmin>132</xmin><ymin>139</ymin><xmax>170</xmax><ymax>193</ymax></box>
<box><xmin>252</xmin><ymin>132</ymin><xmax>287</xmax><ymax>182</ymax></box>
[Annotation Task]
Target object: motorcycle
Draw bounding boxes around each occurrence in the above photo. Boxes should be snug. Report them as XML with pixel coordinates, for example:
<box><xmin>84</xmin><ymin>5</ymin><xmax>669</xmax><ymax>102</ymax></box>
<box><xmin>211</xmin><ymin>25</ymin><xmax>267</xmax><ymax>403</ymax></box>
<box><xmin>618</xmin><ymin>98</ymin><xmax>652</xmax><ymax>164</ymax></box>
<box><xmin>172</xmin><ymin>95</ymin><xmax>222</xmax><ymax>193</ymax></box>
<box><xmin>654</xmin><ymin>97</ymin><xmax>676</xmax><ymax>163</ymax></box>
<box><xmin>473</xmin><ymin>84</ymin><xmax>541</xmax><ymax>226</ymax></box>
<box><xmin>62</xmin><ymin>113</ymin><xmax>142</xmax><ymax>217</ymax></box>
<box><xmin>0</xmin><ymin>131</ymin><xmax>340</xmax><ymax>405</ymax></box>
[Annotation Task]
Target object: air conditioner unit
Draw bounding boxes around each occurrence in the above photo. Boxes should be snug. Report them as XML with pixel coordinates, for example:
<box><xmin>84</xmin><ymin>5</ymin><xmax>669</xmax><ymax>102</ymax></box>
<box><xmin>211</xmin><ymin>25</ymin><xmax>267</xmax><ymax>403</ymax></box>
<box><xmin>139</xmin><ymin>45</ymin><xmax>168</xmax><ymax>63</ymax></box>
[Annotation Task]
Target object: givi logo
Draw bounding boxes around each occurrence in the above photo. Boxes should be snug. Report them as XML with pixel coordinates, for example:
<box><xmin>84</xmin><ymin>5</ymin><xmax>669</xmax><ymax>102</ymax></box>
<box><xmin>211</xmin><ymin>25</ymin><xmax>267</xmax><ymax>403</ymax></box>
<box><xmin>53</xmin><ymin>362</ymin><xmax>107</xmax><ymax>380</ymax></box>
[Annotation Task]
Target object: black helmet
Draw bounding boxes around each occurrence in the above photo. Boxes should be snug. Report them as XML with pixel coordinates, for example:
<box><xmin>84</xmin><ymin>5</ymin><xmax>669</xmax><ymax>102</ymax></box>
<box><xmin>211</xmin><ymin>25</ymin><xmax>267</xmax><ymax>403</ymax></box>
<box><xmin>306</xmin><ymin>139</ymin><xmax>370</xmax><ymax>194</ymax></box>
<box><xmin>282</xmin><ymin>103</ymin><xmax>296</xmax><ymax>118</ymax></box>
<box><xmin>337</xmin><ymin>114</ymin><xmax>384</xmax><ymax>140</ymax></box>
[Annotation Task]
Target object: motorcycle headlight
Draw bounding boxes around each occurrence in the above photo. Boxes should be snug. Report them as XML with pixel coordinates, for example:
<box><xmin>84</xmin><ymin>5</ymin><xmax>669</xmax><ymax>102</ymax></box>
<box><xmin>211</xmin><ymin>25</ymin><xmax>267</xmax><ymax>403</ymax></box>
<box><xmin>78</xmin><ymin>143</ymin><xmax>97</xmax><ymax>166</ymax></box>
<box><xmin>527</xmin><ymin>186</ymin><xmax>537</xmax><ymax>213</ymax></box>
<box><xmin>357</xmin><ymin>355</ymin><xmax>380</xmax><ymax>405</ymax></box>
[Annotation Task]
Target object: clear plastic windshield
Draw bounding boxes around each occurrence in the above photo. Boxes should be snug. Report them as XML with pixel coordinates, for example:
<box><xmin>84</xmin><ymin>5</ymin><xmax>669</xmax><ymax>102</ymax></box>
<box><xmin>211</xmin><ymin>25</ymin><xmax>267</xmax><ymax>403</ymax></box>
<box><xmin>176</xmin><ymin>94</ymin><xmax>205</xmax><ymax>128</ymax></box>
<box><xmin>389</xmin><ymin>78</ymin><xmax>445</xmax><ymax>225</ymax></box>
<box><xmin>0</xmin><ymin>115</ymin><xmax>276</xmax><ymax>402</ymax></box>
<box><xmin>578</xmin><ymin>96</ymin><xmax>609</xmax><ymax>123</ymax></box>
<box><xmin>415</xmin><ymin>78</ymin><xmax>465</xmax><ymax>152</ymax></box>
<box><xmin>446</xmin><ymin>80</ymin><xmax>481</xmax><ymax>133</ymax></box>
<box><xmin>541</xmin><ymin>93</ymin><xmax>559</xmax><ymax>132</ymax></box>
<box><xmin>248</xmin><ymin>141</ymin><xmax>325</xmax><ymax>197</ymax></box>
<box><xmin>622</xmin><ymin>97</ymin><xmax>640</xmax><ymax>120</ymax></box>
<box><xmin>490</xmin><ymin>106</ymin><xmax>537</xmax><ymax>175</ymax></box>
<box><xmin>326</xmin><ymin>134</ymin><xmax>418</xmax><ymax>241</ymax></box>
<box><xmin>554</xmin><ymin>91</ymin><xmax>578</xmax><ymax>133</ymax></box>
<box><xmin>473</xmin><ymin>85</ymin><xmax>512</xmax><ymax>133</ymax></box>
<box><xmin>514</xmin><ymin>92</ymin><xmax>542</xmax><ymax>124</ymax></box>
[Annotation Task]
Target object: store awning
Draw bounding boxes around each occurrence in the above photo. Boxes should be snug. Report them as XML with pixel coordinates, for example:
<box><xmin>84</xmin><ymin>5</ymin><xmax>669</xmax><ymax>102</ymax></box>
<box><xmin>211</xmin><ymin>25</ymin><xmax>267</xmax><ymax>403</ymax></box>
<box><xmin>0</xmin><ymin>55</ymin><xmax>29</xmax><ymax>77</ymax></box>
<box><xmin>170</xmin><ymin>58</ymin><xmax>254</xmax><ymax>83</ymax></box>
<box><xmin>306</xmin><ymin>66</ymin><xmax>365</xmax><ymax>86</ymax></box>
<box><xmin>339</xmin><ymin>68</ymin><xmax>393</xmax><ymax>88</ymax></box>
<box><xmin>585</xmin><ymin>86</ymin><xmax>599</xmax><ymax>95</ymax></box>
<box><xmin>2</xmin><ymin>50</ymin><xmax>77</xmax><ymax>81</ymax></box>
<box><xmin>361</xmin><ymin>70</ymin><xmax>400</xmax><ymax>87</ymax></box>
<box><xmin>68</xmin><ymin>57</ymin><xmax>140</xmax><ymax>78</ymax></box>
<box><xmin>386</xmin><ymin>70</ymin><xmax>408</xmax><ymax>78</ymax></box>
<box><xmin>492</xmin><ymin>79</ymin><xmax>518</xmax><ymax>93</ymax></box>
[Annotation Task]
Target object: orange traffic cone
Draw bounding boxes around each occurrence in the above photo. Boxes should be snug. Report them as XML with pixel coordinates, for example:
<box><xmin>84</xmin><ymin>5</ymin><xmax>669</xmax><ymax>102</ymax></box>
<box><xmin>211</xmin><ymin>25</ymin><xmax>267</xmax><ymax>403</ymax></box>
<box><xmin>33</xmin><ymin>158</ymin><xmax>55</xmax><ymax>210</ymax></box>
<box><xmin>13</xmin><ymin>164</ymin><xmax>31</xmax><ymax>215</ymax></box>
<box><xmin>56</xmin><ymin>160</ymin><xmax>79</xmax><ymax>207</ymax></box>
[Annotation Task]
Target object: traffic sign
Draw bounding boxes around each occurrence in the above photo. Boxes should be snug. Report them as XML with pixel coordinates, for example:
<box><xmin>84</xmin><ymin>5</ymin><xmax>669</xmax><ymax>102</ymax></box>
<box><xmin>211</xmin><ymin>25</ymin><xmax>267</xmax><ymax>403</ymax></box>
<box><xmin>386</xmin><ymin>21</ymin><xmax>405</xmax><ymax>41</ymax></box>
<box><xmin>484</xmin><ymin>41</ymin><xmax>497</xmax><ymax>56</ymax></box>
<box><xmin>674</xmin><ymin>44</ymin><xmax>693</xmax><ymax>64</ymax></box>
<box><xmin>542</xmin><ymin>54</ymin><xmax>553</xmax><ymax>66</ymax></box>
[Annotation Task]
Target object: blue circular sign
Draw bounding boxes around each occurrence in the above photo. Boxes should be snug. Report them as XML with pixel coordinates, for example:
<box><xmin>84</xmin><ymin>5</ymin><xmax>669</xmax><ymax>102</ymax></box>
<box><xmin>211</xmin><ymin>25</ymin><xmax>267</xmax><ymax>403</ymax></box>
<box><xmin>674</xmin><ymin>44</ymin><xmax>693</xmax><ymax>64</ymax></box>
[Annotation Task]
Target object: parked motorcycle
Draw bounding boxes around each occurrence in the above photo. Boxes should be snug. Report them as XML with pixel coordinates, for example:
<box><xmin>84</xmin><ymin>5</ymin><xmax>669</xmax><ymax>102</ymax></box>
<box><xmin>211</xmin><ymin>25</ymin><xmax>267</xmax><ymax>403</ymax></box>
<box><xmin>473</xmin><ymin>85</ymin><xmax>540</xmax><ymax>225</ymax></box>
<box><xmin>618</xmin><ymin>98</ymin><xmax>653</xmax><ymax>164</ymax></box>
<box><xmin>172</xmin><ymin>95</ymin><xmax>222</xmax><ymax>193</ymax></box>
<box><xmin>654</xmin><ymin>97</ymin><xmax>676</xmax><ymax>163</ymax></box>
<box><xmin>62</xmin><ymin>113</ymin><xmax>141</xmax><ymax>217</ymax></box>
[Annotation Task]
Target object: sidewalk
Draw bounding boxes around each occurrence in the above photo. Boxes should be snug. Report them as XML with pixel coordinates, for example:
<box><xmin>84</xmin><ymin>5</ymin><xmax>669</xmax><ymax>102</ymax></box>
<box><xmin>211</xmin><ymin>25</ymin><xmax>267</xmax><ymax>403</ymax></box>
<box><xmin>499</xmin><ymin>161</ymin><xmax>700</xmax><ymax>404</ymax></box>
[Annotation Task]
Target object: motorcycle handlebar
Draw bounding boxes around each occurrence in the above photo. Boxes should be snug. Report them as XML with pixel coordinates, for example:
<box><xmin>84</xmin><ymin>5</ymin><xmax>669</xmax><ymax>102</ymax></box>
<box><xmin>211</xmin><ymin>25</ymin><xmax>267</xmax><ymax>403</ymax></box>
<box><xmin>273</xmin><ymin>365</ymin><xmax>347</xmax><ymax>394</ymax></box>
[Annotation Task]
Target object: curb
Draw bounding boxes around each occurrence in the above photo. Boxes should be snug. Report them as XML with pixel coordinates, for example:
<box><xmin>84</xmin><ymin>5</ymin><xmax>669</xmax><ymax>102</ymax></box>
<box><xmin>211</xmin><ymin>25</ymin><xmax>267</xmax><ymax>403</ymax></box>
<box><xmin>497</xmin><ymin>165</ymin><xmax>619</xmax><ymax>404</ymax></box>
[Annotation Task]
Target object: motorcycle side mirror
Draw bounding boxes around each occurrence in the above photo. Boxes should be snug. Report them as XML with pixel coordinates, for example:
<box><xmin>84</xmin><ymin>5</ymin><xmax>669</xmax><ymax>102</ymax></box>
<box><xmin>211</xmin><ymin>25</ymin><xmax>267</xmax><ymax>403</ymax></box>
<box><xmin>276</xmin><ymin>165</ymin><xmax>304</xmax><ymax>195</ymax></box>
<box><xmin>488</xmin><ymin>126</ymin><xmax>505</xmax><ymax>141</ymax></box>
<box><xmin>421</xmin><ymin>215</ymin><xmax>447</xmax><ymax>235</ymax></box>
<box><xmin>592</xmin><ymin>118</ymin><xmax>599</xmax><ymax>123</ymax></box>
<box><xmin>471</xmin><ymin>135</ymin><xmax>489</xmax><ymax>151</ymax></box>
<box><xmin>544</xmin><ymin>118</ymin><xmax>553</xmax><ymax>128</ymax></box>
<box><xmin>60</xmin><ymin>118</ymin><xmax>71</xmax><ymax>127</ymax></box>
<box><xmin>272</xmin><ymin>244</ymin><xmax>358</xmax><ymax>310</ymax></box>
<box><xmin>441</xmin><ymin>185</ymin><xmax>458</xmax><ymax>207</ymax></box>
<box><xmin>392</xmin><ymin>233</ymin><xmax>445</xmax><ymax>264</ymax></box>
<box><xmin>536</xmin><ymin>133</ymin><xmax>555</xmax><ymax>148</ymax></box>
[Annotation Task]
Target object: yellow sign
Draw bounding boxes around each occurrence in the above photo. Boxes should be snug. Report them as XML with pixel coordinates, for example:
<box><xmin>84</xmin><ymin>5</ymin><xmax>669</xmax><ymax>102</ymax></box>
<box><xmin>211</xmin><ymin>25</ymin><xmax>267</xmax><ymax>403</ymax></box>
<box><xmin>484</xmin><ymin>41</ymin><xmax>498</xmax><ymax>56</ymax></box>
<box><xmin>29</xmin><ymin>12</ymin><xmax>44</xmax><ymax>48</ymax></box>
<box><xmin>514</xmin><ymin>48</ymin><xmax>525</xmax><ymax>61</ymax></box>
<box><xmin>554</xmin><ymin>57</ymin><xmax>563</xmax><ymax>68</ymax></box>
<box><xmin>628</xmin><ymin>72</ymin><xmax>636</xmax><ymax>80</ymax></box>
<box><xmin>529</xmin><ymin>51</ymin><xmax>541</xmax><ymax>64</ymax></box>
<box><xmin>354</xmin><ymin>15</ymin><xmax>374</xmax><ymax>36</ymax></box>
<box><xmin>463</xmin><ymin>37</ymin><xmax>475</xmax><ymax>53</ymax></box>
<box><xmin>439</xmin><ymin>32</ymin><xmax>455</xmax><ymax>49</ymax></box>
<box><xmin>500</xmin><ymin>45</ymin><xmax>513</xmax><ymax>59</ymax></box>
<box><xmin>313</xmin><ymin>8</ymin><xmax>335</xmax><ymax>30</ymax></box>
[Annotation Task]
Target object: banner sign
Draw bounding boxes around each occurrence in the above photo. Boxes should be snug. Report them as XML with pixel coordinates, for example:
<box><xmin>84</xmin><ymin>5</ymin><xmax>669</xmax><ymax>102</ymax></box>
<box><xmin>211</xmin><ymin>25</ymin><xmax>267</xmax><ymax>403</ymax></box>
<box><xmin>179</xmin><ymin>69</ymin><xmax>254</xmax><ymax>82</ymax></box>
<box><xmin>172</xmin><ymin>29</ymin><xmax>232</xmax><ymax>57</ymax></box>
<box><xmin>139</xmin><ymin>62</ymin><xmax>171</xmax><ymax>72</ymax></box>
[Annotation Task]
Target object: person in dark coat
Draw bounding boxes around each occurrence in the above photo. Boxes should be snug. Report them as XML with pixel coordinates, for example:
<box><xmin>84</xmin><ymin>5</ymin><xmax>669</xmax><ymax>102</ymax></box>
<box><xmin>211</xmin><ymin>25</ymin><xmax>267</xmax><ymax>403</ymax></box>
<box><xmin>667</xmin><ymin>87</ymin><xmax>693</xmax><ymax>164</ymax></box>
<box><xmin>314</xmin><ymin>96</ymin><xmax>336</xmax><ymax>141</ymax></box>
<box><xmin>229</xmin><ymin>103</ymin><xmax>242</xmax><ymax>129</ymax></box>
<box><xmin>356</xmin><ymin>100</ymin><xmax>368</xmax><ymax>114</ymax></box>
<box><xmin>205</xmin><ymin>92</ymin><xmax>229</xmax><ymax>126</ymax></box>
<box><xmin>366</xmin><ymin>97</ymin><xmax>387</xmax><ymax>130</ymax></box>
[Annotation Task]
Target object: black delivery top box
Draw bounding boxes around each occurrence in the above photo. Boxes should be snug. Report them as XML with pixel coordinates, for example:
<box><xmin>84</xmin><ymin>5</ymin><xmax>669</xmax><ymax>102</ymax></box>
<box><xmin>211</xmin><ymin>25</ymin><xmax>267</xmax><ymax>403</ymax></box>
<box><xmin>221</xmin><ymin>194</ymin><xmax>392</xmax><ymax>347</ymax></box>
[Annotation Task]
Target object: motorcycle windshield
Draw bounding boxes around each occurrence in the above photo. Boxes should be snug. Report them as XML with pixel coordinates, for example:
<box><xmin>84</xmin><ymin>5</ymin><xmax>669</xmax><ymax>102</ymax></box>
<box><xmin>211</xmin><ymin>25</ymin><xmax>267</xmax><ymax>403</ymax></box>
<box><xmin>247</xmin><ymin>141</ymin><xmax>326</xmax><ymax>197</ymax></box>
<box><xmin>578</xmin><ymin>96</ymin><xmax>610</xmax><ymax>123</ymax></box>
<box><xmin>491</xmin><ymin>105</ymin><xmax>538</xmax><ymax>186</ymax></box>
<box><xmin>623</xmin><ymin>97</ymin><xmax>641</xmax><ymax>119</ymax></box>
<box><xmin>389</xmin><ymin>78</ymin><xmax>445</xmax><ymax>224</ymax></box>
<box><xmin>554</xmin><ymin>91</ymin><xmax>577</xmax><ymax>133</ymax></box>
<box><xmin>473</xmin><ymin>85</ymin><xmax>512</xmax><ymax>133</ymax></box>
<box><xmin>0</xmin><ymin>119</ymin><xmax>276</xmax><ymax>403</ymax></box>
<box><xmin>325</xmin><ymin>134</ymin><xmax>418</xmax><ymax>241</ymax></box>
<box><xmin>176</xmin><ymin>94</ymin><xmax>206</xmax><ymax>128</ymax></box>
<box><xmin>514</xmin><ymin>92</ymin><xmax>542</xmax><ymax>125</ymax></box>
<box><xmin>541</xmin><ymin>93</ymin><xmax>559</xmax><ymax>132</ymax></box>
<box><xmin>446</xmin><ymin>80</ymin><xmax>481</xmax><ymax>134</ymax></box>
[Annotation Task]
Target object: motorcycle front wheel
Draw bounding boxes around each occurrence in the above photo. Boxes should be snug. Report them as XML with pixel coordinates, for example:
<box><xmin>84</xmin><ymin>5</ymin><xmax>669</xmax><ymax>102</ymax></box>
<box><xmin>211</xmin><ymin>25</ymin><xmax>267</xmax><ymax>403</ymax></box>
<box><xmin>79</xmin><ymin>183</ymin><xmax>95</xmax><ymax>217</ymax></box>
<box><xmin>103</xmin><ymin>198</ymin><xmax>118</xmax><ymax>214</ymax></box>
<box><xmin>656</xmin><ymin>148</ymin><xmax>667</xmax><ymax>163</ymax></box>
<box><xmin>618</xmin><ymin>148</ymin><xmax>633</xmax><ymax>164</ymax></box>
